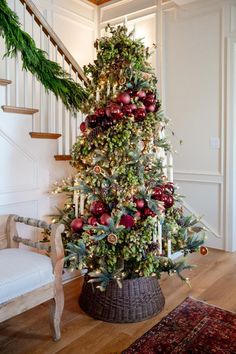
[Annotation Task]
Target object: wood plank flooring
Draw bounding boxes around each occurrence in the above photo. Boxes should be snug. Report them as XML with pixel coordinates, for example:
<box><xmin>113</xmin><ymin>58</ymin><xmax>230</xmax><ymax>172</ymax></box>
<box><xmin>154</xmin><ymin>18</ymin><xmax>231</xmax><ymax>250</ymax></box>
<box><xmin>0</xmin><ymin>248</ymin><xmax>236</xmax><ymax>354</ymax></box>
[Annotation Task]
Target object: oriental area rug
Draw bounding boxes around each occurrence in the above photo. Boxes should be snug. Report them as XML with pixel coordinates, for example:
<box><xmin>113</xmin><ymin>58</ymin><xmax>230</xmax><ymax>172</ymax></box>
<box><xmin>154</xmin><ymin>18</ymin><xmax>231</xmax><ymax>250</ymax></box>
<box><xmin>122</xmin><ymin>297</ymin><xmax>236</xmax><ymax>354</ymax></box>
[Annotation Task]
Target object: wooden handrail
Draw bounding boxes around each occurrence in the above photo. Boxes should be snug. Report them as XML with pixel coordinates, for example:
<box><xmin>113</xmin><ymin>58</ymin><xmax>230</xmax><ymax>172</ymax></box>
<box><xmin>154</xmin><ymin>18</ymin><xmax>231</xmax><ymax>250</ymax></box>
<box><xmin>19</xmin><ymin>0</ymin><xmax>89</xmax><ymax>86</ymax></box>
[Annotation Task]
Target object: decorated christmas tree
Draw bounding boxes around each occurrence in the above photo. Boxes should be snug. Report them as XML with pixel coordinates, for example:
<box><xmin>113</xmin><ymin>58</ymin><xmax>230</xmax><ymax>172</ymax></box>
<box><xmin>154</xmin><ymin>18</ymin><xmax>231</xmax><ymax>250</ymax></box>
<box><xmin>53</xmin><ymin>25</ymin><xmax>206</xmax><ymax>294</ymax></box>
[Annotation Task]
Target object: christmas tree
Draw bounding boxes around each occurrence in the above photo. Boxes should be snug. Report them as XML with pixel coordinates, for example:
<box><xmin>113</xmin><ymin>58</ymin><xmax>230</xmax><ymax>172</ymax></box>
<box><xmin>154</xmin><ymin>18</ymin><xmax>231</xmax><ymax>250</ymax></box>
<box><xmin>53</xmin><ymin>25</ymin><xmax>206</xmax><ymax>291</ymax></box>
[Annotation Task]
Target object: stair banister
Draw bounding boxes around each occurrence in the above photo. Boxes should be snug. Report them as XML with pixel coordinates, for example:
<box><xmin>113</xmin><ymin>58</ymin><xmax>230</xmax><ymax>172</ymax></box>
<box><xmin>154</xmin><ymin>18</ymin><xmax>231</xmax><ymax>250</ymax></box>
<box><xmin>19</xmin><ymin>0</ymin><xmax>88</xmax><ymax>86</ymax></box>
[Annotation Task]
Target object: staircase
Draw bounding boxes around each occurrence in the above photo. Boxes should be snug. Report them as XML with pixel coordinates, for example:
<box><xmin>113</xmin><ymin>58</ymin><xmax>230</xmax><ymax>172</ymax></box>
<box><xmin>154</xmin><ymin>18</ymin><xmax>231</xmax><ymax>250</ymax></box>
<box><xmin>0</xmin><ymin>0</ymin><xmax>87</xmax><ymax>161</ymax></box>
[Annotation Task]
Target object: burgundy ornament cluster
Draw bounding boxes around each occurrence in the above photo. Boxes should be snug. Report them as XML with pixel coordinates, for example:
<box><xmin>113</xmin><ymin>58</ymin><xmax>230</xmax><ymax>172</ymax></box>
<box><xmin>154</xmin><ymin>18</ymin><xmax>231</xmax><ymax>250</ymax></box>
<box><xmin>152</xmin><ymin>182</ymin><xmax>175</xmax><ymax>209</ymax></box>
<box><xmin>80</xmin><ymin>89</ymin><xmax>161</xmax><ymax>134</ymax></box>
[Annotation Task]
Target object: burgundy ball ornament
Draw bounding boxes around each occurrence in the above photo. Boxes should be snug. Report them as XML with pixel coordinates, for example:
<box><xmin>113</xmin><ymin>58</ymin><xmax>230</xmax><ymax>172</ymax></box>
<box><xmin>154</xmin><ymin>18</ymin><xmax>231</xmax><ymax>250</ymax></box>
<box><xmin>120</xmin><ymin>214</ymin><xmax>134</xmax><ymax>229</ymax></box>
<box><xmin>152</xmin><ymin>187</ymin><xmax>163</xmax><ymax>201</ymax></box>
<box><xmin>164</xmin><ymin>182</ymin><xmax>175</xmax><ymax>195</ymax></box>
<box><xmin>110</xmin><ymin>104</ymin><xmax>123</xmax><ymax>119</ymax></box>
<box><xmin>162</xmin><ymin>194</ymin><xmax>174</xmax><ymax>209</ymax></box>
<box><xmin>122</xmin><ymin>105</ymin><xmax>133</xmax><ymax>116</ymax></box>
<box><xmin>144</xmin><ymin>208</ymin><xmax>156</xmax><ymax>217</ymax></box>
<box><xmin>117</xmin><ymin>92</ymin><xmax>131</xmax><ymax>105</ymax></box>
<box><xmin>135</xmin><ymin>199</ymin><xmax>145</xmax><ymax>210</ymax></box>
<box><xmin>90</xmin><ymin>201</ymin><xmax>107</xmax><ymax>217</ymax></box>
<box><xmin>137</xmin><ymin>90</ymin><xmax>146</xmax><ymax>100</ymax></box>
<box><xmin>88</xmin><ymin>216</ymin><xmax>98</xmax><ymax>226</ymax></box>
<box><xmin>95</xmin><ymin>108</ymin><xmax>106</xmax><ymax>117</ymax></box>
<box><xmin>146</xmin><ymin>104</ymin><xmax>156</xmax><ymax>113</ymax></box>
<box><xmin>130</xmin><ymin>103</ymin><xmax>137</xmax><ymax>111</ymax></box>
<box><xmin>134</xmin><ymin>108</ymin><xmax>146</xmax><ymax>121</ymax></box>
<box><xmin>71</xmin><ymin>218</ymin><xmax>84</xmax><ymax>233</ymax></box>
<box><xmin>80</xmin><ymin>121</ymin><xmax>87</xmax><ymax>133</ymax></box>
<box><xmin>101</xmin><ymin>118</ymin><xmax>113</xmax><ymax>130</ymax></box>
<box><xmin>100</xmin><ymin>213</ymin><xmax>111</xmax><ymax>226</ymax></box>
<box><xmin>85</xmin><ymin>114</ymin><xmax>97</xmax><ymax>128</ymax></box>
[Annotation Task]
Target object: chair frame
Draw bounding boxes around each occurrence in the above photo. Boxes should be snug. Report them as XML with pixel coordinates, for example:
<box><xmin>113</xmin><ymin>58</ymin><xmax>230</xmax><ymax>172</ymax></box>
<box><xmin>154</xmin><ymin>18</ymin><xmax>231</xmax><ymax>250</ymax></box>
<box><xmin>0</xmin><ymin>214</ymin><xmax>65</xmax><ymax>341</ymax></box>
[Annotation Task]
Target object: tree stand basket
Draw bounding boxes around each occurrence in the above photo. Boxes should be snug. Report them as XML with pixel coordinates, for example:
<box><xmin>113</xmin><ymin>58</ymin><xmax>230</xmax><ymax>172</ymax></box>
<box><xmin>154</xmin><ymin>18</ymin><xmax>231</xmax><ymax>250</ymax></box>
<box><xmin>79</xmin><ymin>276</ymin><xmax>165</xmax><ymax>323</ymax></box>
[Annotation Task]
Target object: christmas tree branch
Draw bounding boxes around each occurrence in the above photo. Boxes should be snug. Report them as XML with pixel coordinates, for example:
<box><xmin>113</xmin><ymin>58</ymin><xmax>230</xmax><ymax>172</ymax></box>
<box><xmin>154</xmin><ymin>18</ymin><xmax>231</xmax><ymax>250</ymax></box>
<box><xmin>0</xmin><ymin>0</ymin><xmax>88</xmax><ymax>111</ymax></box>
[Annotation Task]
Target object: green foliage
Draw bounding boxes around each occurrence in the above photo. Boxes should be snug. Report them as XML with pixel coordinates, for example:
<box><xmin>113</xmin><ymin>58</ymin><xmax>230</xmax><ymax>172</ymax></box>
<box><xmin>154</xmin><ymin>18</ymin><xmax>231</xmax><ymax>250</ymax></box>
<box><xmin>0</xmin><ymin>0</ymin><xmax>88</xmax><ymax>111</ymax></box>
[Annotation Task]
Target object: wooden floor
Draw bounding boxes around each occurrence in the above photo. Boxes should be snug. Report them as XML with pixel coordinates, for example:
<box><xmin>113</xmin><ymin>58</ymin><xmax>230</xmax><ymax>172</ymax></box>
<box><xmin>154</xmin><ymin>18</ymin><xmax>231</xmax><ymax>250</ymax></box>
<box><xmin>0</xmin><ymin>248</ymin><xmax>236</xmax><ymax>354</ymax></box>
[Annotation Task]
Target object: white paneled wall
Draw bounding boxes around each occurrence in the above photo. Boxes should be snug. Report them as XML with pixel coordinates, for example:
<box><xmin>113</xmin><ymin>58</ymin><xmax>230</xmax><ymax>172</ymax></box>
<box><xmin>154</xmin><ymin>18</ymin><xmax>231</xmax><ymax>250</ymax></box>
<box><xmin>99</xmin><ymin>0</ymin><xmax>236</xmax><ymax>251</ymax></box>
<box><xmin>0</xmin><ymin>0</ymin><xmax>95</xmax><ymax>238</ymax></box>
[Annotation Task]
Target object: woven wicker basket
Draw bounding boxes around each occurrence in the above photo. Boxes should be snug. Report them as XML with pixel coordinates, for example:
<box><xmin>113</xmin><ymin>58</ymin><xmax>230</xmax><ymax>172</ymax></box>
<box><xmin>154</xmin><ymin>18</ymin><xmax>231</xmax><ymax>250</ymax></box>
<box><xmin>79</xmin><ymin>275</ymin><xmax>165</xmax><ymax>323</ymax></box>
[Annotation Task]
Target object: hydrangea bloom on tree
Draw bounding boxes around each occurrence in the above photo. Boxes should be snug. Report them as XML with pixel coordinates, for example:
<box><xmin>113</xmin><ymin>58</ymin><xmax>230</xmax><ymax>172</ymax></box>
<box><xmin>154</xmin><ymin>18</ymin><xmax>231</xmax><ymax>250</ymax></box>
<box><xmin>54</xmin><ymin>25</ymin><xmax>206</xmax><ymax>291</ymax></box>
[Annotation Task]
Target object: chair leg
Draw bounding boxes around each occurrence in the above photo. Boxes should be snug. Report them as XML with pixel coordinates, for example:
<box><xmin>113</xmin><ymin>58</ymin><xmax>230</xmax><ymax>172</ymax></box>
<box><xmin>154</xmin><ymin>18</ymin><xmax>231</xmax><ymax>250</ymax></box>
<box><xmin>49</xmin><ymin>288</ymin><xmax>64</xmax><ymax>341</ymax></box>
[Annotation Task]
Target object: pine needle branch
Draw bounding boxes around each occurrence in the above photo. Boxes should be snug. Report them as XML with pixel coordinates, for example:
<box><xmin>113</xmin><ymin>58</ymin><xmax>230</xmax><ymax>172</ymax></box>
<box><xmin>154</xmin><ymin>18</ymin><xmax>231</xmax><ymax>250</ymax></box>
<box><xmin>0</xmin><ymin>0</ymin><xmax>88</xmax><ymax>112</ymax></box>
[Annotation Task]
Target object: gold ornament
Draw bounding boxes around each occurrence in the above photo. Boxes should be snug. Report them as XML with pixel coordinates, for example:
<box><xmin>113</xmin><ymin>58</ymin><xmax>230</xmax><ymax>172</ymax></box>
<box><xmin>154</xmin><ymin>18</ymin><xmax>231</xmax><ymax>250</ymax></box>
<box><xmin>107</xmin><ymin>233</ymin><xmax>118</xmax><ymax>245</ymax></box>
<box><xmin>199</xmin><ymin>245</ymin><xmax>208</xmax><ymax>256</ymax></box>
<box><xmin>119</xmin><ymin>77</ymin><xmax>126</xmax><ymax>85</ymax></box>
<box><xmin>93</xmin><ymin>165</ymin><xmax>102</xmax><ymax>174</ymax></box>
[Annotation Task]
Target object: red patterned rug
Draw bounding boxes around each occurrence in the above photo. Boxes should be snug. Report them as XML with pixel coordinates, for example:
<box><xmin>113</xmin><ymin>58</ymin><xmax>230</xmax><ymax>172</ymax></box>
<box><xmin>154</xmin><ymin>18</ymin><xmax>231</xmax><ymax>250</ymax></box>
<box><xmin>122</xmin><ymin>297</ymin><xmax>236</xmax><ymax>354</ymax></box>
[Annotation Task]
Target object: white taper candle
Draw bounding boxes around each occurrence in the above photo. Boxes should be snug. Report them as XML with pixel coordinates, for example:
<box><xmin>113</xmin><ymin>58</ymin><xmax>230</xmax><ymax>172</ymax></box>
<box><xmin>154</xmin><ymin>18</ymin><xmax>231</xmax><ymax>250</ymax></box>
<box><xmin>153</xmin><ymin>218</ymin><xmax>157</xmax><ymax>243</ymax></box>
<box><xmin>158</xmin><ymin>221</ymin><xmax>162</xmax><ymax>254</ymax></box>
<box><xmin>74</xmin><ymin>192</ymin><xmax>79</xmax><ymax>218</ymax></box>
<box><xmin>96</xmin><ymin>89</ymin><xmax>100</xmax><ymax>102</ymax></box>
<box><xmin>167</xmin><ymin>239</ymin><xmax>172</xmax><ymax>258</ymax></box>
<box><xmin>163</xmin><ymin>153</ymin><xmax>168</xmax><ymax>176</ymax></box>
<box><xmin>169</xmin><ymin>153</ymin><xmax>173</xmax><ymax>182</ymax></box>
<box><xmin>107</xmin><ymin>82</ymin><xmax>110</xmax><ymax>96</ymax></box>
<box><xmin>80</xmin><ymin>194</ymin><xmax>85</xmax><ymax>215</ymax></box>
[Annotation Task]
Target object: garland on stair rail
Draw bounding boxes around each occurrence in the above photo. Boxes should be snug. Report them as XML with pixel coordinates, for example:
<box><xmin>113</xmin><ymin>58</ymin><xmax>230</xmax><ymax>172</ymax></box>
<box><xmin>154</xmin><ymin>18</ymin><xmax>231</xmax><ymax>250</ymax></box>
<box><xmin>0</xmin><ymin>0</ymin><xmax>88</xmax><ymax>112</ymax></box>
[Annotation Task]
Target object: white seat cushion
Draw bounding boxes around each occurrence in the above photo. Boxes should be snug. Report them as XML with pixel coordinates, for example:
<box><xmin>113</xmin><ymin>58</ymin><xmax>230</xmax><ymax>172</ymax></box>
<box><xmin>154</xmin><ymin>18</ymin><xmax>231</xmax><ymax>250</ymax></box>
<box><xmin>0</xmin><ymin>248</ymin><xmax>54</xmax><ymax>303</ymax></box>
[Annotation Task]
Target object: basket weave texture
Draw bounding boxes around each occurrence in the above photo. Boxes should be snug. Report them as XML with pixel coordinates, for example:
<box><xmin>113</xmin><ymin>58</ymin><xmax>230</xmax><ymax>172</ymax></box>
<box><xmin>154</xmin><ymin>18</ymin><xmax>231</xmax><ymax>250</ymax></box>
<box><xmin>79</xmin><ymin>276</ymin><xmax>165</xmax><ymax>323</ymax></box>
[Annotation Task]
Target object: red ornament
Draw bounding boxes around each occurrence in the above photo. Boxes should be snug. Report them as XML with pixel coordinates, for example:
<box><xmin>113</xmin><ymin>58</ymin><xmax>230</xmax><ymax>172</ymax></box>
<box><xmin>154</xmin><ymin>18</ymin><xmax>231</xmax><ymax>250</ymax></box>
<box><xmin>134</xmin><ymin>108</ymin><xmax>146</xmax><ymax>121</ymax></box>
<box><xmin>134</xmin><ymin>211</ymin><xmax>142</xmax><ymax>219</ymax></box>
<box><xmin>100</xmin><ymin>213</ymin><xmax>111</xmax><ymax>225</ymax></box>
<box><xmin>101</xmin><ymin>118</ymin><xmax>113</xmax><ymax>129</ymax></box>
<box><xmin>117</xmin><ymin>92</ymin><xmax>131</xmax><ymax>105</ymax></box>
<box><xmin>110</xmin><ymin>104</ymin><xmax>123</xmax><ymax>119</ymax></box>
<box><xmin>88</xmin><ymin>216</ymin><xmax>98</xmax><ymax>226</ymax></box>
<box><xmin>164</xmin><ymin>182</ymin><xmax>175</xmax><ymax>195</ymax></box>
<box><xmin>120</xmin><ymin>214</ymin><xmax>134</xmax><ymax>229</ymax></box>
<box><xmin>146</xmin><ymin>104</ymin><xmax>156</xmax><ymax>112</ymax></box>
<box><xmin>122</xmin><ymin>105</ymin><xmax>133</xmax><ymax>116</ymax></box>
<box><xmin>85</xmin><ymin>114</ymin><xmax>97</xmax><ymax>128</ymax></box>
<box><xmin>90</xmin><ymin>201</ymin><xmax>107</xmax><ymax>217</ymax></box>
<box><xmin>162</xmin><ymin>194</ymin><xmax>174</xmax><ymax>209</ymax></box>
<box><xmin>80</xmin><ymin>121</ymin><xmax>87</xmax><ymax>133</ymax></box>
<box><xmin>144</xmin><ymin>207</ymin><xmax>156</xmax><ymax>217</ymax></box>
<box><xmin>71</xmin><ymin>218</ymin><xmax>84</xmax><ymax>233</ymax></box>
<box><xmin>199</xmin><ymin>245</ymin><xmax>208</xmax><ymax>256</ymax></box>
<box><xmin>152</xmin><ymin>187</ymin><xmax>163</xmax><ymax>201</ymax></box>
<box><xmin>137</xmin><ymin>90</ymin><xmax>146</xmax><ymax>99</ymax></box>
<box><xmin>95</xmin><ymin>108</ymin><xmax>106</xmax><ymax>117</ymax></box>
<box><xmin>135</xmin><ymin>199</ymin><xmax>145</xmax><ymax>210</ymax></box>
<box><xmin>130</xmin><ymin>103</ymin><xmax>137</xmax><ymax>111</ymax></box>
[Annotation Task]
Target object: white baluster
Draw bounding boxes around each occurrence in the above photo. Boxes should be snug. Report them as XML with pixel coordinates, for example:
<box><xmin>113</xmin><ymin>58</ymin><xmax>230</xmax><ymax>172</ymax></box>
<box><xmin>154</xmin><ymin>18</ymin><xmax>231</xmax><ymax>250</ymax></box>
<box><xmin>54</xmin><ymin>45</ymin><xmax>58</xmax><ymax>134</ymax></box>
<box><xmin>15</xmin><ymin>54</ymin><xmax>19</xmax><ymax>107</ymax></box>
<box><xmin>31</xmin><ymin>14</ymin><xmax>36</xmax><ymax>131</ymax></box>
<box><xmin>39</xmin><ymin>24</ymin><xmax>43</xmax><ymax>132</ymax></box>
<box><xmin>5</xmin><ymin>48</ymin><xmax>10</xmax><ymax>106</ymax></box>
<box><xmin>23</xmin><ymin>3</ymin><xmax>28</xmax><ymax>108</ymax></box>
<box><xmin>61</xmin><ymin>54</ymin><xmax>66</xmax><ymax>154</ymax></box>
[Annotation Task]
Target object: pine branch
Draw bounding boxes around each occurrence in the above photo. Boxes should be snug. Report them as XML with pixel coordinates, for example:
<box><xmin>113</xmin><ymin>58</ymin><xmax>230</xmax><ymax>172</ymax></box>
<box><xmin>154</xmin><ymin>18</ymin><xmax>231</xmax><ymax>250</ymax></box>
<box><xmin>0</xmin><ymin>0</ymin><xmax>88</xmax><ymax>111</ymax></box>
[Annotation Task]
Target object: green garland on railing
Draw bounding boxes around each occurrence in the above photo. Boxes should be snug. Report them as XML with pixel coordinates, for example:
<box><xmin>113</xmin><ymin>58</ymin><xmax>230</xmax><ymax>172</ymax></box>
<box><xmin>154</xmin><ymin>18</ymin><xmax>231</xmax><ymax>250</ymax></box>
<box><xmin>0</xmin><ymin>0</ymin><xmax>88</xmax><ymax>111</ymax></box>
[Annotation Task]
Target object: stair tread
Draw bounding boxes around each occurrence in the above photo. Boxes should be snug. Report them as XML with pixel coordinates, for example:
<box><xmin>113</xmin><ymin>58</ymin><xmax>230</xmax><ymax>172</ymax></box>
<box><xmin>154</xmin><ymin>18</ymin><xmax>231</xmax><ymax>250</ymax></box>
<box><xmin>0</xmin><ymin>79</ymin><xmax>12</xmax><ymax>86</ymax></box>
<box><xmin>2</xmin><ymin>106</ymin><xmax>39</xmax><ymax>114</ymax></box>
<box><xmin>30</xmin><ymin>132</ymin><xmax>62</xmax><ymax>139</ymax></box>
<box><xmin>54</xmin><ymin>155</ymin><xmax>72</xmax><ymax>161</ymax></box>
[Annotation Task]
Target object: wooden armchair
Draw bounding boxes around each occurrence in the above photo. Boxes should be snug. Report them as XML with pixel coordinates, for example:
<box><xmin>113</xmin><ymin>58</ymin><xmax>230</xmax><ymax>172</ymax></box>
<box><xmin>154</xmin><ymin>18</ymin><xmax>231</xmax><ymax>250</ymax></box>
<box><xmin>0</xmin><ymin>215</ymin><xmax>65</xmax><ymax>341</ymax></box>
